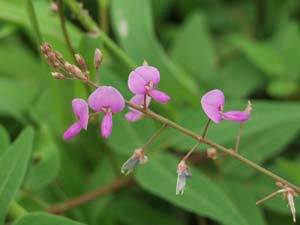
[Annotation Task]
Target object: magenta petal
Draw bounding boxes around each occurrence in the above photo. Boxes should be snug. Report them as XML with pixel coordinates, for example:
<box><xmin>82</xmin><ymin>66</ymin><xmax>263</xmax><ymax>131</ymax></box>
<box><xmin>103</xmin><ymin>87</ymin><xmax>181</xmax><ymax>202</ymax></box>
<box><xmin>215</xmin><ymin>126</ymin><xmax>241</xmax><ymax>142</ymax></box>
<box><xmin>149</xmin><ymin>89</ymin><xmax>170</xmax><ymax>103</ymax></box>
<box><xmin>125</xmin><ymin>111</ymin><xmax>142</xmax><ymax>122</ymax></box>
<box><xmin>88</xmin><ymin>86</ymin><xmax>125</xmax><ymax>113</ymax></box>
<box><xmin>201</xmin><ymin>89</ymin><xmax>225</xmax><ymax>123</ymax></box>
<box><xmin>222</xmin><ymin>111</ymin><xmax>249</xmax><ymax>122</ymax></box>
<box><xmin>135</xmin><ymin>66</ymin><xmax>160</xmax><ymax>86</ymax></box>
<box><xmin>63</xmin><ymin>122</ymin><xmax>82</xmax><ymax>141</ymax></box>
<box><xmin>101</xmin><ymin>113</ymin><xmax>113</xmax><ymax>138</ymax></box>
<box><xmin>128</xmin><ymin>66</ymin><xmax>160</xmax><ymax>94</ymax></box>
<box><xmin>72</xmin><ymin>98</ymin><xmax>89</xmax><ymax>129</ymax></box>
<box><xmin>128</xmin><ymin>95</ymin><xmax>151</xmax><ymax>112</ymax></box>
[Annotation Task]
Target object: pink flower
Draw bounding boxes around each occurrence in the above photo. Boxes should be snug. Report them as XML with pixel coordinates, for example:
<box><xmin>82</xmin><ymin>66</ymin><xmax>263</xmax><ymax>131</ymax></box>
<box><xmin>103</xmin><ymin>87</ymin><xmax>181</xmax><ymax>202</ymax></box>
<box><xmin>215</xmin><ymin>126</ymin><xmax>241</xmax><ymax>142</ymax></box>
<box><xmin>88</xmin><ymin>86</ymin><xmax>125</xmax><ymax>138</ymax></box>
<box><xmin>128</xmin><ymin>66</ymin><xmax>170</xmax><ymax>103</ymax></box>
<box><xmin>63</xmin><ymin>99</ymin><xmax>89</xmax><ymax>140</ymax></box>
<box><xmin>201</xmin><ymin>89</ymin><xmax>249</xmax><ymax>123</ymax></box>
<box><xmin>125</xmin><ymin>95</ymin><xmax>151</xmax><ymax>122</ymax></box>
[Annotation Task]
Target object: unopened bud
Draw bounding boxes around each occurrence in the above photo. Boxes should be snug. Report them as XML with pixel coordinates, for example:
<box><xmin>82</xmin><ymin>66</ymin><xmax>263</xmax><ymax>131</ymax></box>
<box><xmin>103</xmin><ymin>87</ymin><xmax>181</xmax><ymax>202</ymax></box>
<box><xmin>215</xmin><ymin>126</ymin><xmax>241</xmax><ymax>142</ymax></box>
<box><xmin>94</xmin><ymin>48</ymin><xmax>103</xmax><ymax>69</ymax></box>
<box><xmin>64</xmin><ymin>62</ymin><xmax>82</xmax><ymax>77</ymax></box>
<box><xmin>54</xmin><ymin>51</ymin><xmax>64</xmax><ymax>61</ymax></box>
<box><xmin>75</xmin><ymin>54</ymin><xmax>87</xmax><ymax>71</ymax></box>
<box><xmin>50</xmin><ymin>1</ymin><xmax>58</xmax><ymax>12</ymax></box>
<box><xmin>207</xmin><ymin>148</ymin><xmax>218</xmax><ymax>160</ymax></box>
<box><xmin>142</xmin><ymin>60</ymin><xmax>149</xmax><ymax>66</ymax></box>
<box><xmin>245</xmin><ymin>100</ymin><xmax>252</xmax><ymax>115</ymax></box>
<box><xmin>52</xmin><ymin>72</ymin><xmax>65</xmax><ymax>80</ymax></box>
<box><xmin>40</xmin><ymin>42</ymin><xmax>52</xmax><ymax>54</ymax></box>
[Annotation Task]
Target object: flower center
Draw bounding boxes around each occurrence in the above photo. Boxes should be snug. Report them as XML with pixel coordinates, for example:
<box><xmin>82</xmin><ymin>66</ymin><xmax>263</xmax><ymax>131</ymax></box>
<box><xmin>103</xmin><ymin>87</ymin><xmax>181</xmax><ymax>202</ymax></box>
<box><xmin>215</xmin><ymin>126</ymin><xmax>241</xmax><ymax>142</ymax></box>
<box><xmin>102</xmin><ymin>107</ymin><xmax>112</xmax><ymax>115</ymax></box>
<box><xmin>145</xmin><ymin>81</ymin><xmax>154</xmax><ymax>91</ymax></box>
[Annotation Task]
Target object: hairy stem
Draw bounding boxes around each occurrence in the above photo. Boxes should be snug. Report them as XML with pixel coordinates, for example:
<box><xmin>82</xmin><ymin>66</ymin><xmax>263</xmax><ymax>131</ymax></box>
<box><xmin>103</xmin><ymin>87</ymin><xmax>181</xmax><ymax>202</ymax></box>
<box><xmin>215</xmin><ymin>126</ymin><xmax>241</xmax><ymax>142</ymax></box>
<box><xmin>57</xmin><ymin>0</ymin><xmax>76</xmax><ymax>62</ymax></box>
<box><xmin>141</xmin><ymin>124</ymin><xmax>168</xmax><ymax>150</ymax></box>
<box><xmin>23</xmin><ymin>0</ymin><xmax>43</xmax><ymax>51</ymax></box>
<box><xmin>235</xmin><ymin>123</ymin><xmax>243</xmax><ymax>152</ymax></box>
<box><xmin>182</xmin><ymin>119</ymin><xmax>211</xmax><ymax>161</ymax></box>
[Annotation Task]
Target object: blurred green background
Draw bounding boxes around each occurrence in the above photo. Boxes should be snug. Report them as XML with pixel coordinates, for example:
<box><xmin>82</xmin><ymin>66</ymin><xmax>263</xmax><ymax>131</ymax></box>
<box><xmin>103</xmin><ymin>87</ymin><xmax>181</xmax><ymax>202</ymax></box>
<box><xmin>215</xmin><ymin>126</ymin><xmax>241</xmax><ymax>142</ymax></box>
<box><xmin>0</xmin><ymin>0</ymin><xmax>300</xmax><ymax>224</ymax></box>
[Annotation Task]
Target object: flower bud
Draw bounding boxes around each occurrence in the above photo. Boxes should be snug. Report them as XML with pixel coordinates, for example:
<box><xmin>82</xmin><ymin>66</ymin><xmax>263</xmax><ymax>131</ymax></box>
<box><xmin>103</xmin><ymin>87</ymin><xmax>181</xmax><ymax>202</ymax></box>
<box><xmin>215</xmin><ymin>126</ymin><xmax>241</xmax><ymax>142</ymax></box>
<box><xmin>142</xmin><ymin>60</ymin><xmax>149</xmax><ymax>66</ymax></box>
<box><xmin>64</xmin><ymin>62</ymin><xmax>82</xmax><ymax>77</ymax></box>
<box><xmin>51</xmin><ymin>72</ymin><xmax>65</xmax><ymax>80</ymax></box>
<box><xmin>40</xmin><ymin>42</ymin><xmax>52</xmax><ymax>54</ymax></box>
<box><xmin>94</xmin><ymin>48</ymin><xmax>103</xmax><ymax>69</ymax></box>
<box><xmin>207</xmin><ymin>148</ymin><xmax>218</xmax><ymax>160</ymax></box>
<box><xmin>121</xmin><ymin>148</ymin><xmax>148</xmax><ymax>175</ymax></box>
<box><xmin>245</xmin><ymin>100</ymin><xmax>252</xmax><ymax>115</ymax></box>
<box><xmin>75</xmin><ymin>54</ymin><xmax>87</xmax><ymax>71</ymax></box>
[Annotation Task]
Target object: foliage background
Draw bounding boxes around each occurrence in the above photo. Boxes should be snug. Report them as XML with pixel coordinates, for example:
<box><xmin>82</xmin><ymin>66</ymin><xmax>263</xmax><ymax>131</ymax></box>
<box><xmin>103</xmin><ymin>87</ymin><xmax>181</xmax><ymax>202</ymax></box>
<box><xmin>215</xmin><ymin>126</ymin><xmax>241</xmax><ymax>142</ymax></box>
<box><xmin>0</xmin><ymin>0</ymin><xmax>300</xmax><ymax>224</ymax></box>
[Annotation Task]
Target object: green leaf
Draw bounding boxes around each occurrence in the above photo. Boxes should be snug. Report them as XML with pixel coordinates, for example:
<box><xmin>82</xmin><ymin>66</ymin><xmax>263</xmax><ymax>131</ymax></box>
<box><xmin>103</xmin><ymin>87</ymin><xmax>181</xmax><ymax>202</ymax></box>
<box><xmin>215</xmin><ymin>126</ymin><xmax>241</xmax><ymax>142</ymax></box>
<box><xmin>171</xmin><ymin>12</ymin><xmax>216</xmax><ymax>87</ymax></box>
<box><xmin>110</xmin><ymin>193</ymin><xmax>185</xmax><ymax>225</ymax></box>
<box><xmin>229</xmin><ymin>35</ymin><xmax>284</xmax><ymax>77</ymax></box>
<box><xmin>217</xmin><ymin>181</ymin><xmax>267</xmax><ymax>225</ymax></box>
<box><xmin>0</xmin><ymin>125</ymin><xmax>10</xmax><ymax>154</ymax></box>
<box><xmin>25</xmin><ymin>126</ymin><xmax>60</xmax><ymax>190</ymax></box>
<box><xmin>0</xmin><ymin>78</ymin><xmax>38</xmax><ymax>121</ymax></box>
<box><xmin>267</xmin><ymin>79</ymin><xmax>299</xmax><ymax>98</ymax></box>
<box><xmin>13</xmin><ymin>213</ymin><xmax>86</xmax><ymax>225</ymax></box>
<box><xmin>135</xmin><ymin>153</ymin><xmax>250</xmax><ymax>225</ymax></box>
<box><xmin>0</xmin><ymin>128</ymin><xmax>34</xmax><ymax>223</ymax></box>
<box><xmin>111</xmin><ymin>0</ymin><xmax>199</xmax><ymax>104</ymax></box>
<box><xmin>83</xmin><ymin>157</ymin><xmax>116</xmax><ymax>225</ymax></box>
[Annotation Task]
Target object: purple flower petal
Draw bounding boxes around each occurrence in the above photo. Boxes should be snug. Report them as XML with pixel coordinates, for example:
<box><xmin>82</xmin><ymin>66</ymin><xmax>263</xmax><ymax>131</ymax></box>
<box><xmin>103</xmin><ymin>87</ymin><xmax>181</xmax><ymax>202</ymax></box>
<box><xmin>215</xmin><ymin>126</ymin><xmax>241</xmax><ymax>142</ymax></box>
<box><xmin>201</xmin><ymin>89</ymin><xmax>225</xmax><ymax>123</ymax></box>
<box><xmin>72</xmin><ymin>98</ymin><xmax>89</xmax><ymax>130</ymax></box>
<box><xmin>125</xmin><ymin>95</ymin><xmax>151</xmax><ymax>122</ymax></box>
<box><xmin>128</xmin><ymin>66</ymin><xmax>160</xmax><ymax>94</ymax></box>
<box><xmin>63</xmin><ymin>122</ymin><xmax>82</xmax><ymax>140</ymax></box>
<box><xmin>88</xmin><ymin>86</ymin><xmax>125</xmax><ymax>113</ymax></box>
<box><xmin>222</xmin><ymin>111</ymin><xmax>249</xmax><ymax>122</ymax></box>
<box><xmin>125</xmin><ymin>111</ymin><xmax>142</xmax><ymax>122</ymax></box>
<box><xmin>149</xmin><ymin>89</ymin><xmax>170</xmax><ymax>103</ymax></box>
<box><xmin>101</xmin><ymin>112</ymin><xmax>113</xmax><ymax>138</ymax></box>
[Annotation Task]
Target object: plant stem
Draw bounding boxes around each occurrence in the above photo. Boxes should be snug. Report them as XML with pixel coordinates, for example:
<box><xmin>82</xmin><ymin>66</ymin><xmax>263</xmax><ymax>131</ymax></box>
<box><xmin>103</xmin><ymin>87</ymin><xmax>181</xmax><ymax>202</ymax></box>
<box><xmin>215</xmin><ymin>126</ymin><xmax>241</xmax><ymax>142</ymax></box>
<box><xmin>256</xmin><ymin>190</ymin><xmax>282</xmax><ymax>205</ymax></box>
<box><xmin>182</xmin><ymin>119</ymin><xmax>211</xmax><ymax>161</ymax></box>
<box><xmin>23</xmin><ymin>0</ymin><xmax>43</xmax><ymax>51</ymax></box>
<box><xmin>47</xmin><ymin>177</ymin><xmax>132</xmax><ymax>214</ymax></box>
<box><xmin>78</xmin><ymin>78</ymin><xmax>300</xmax><ymax>193</ymax></box>
<box><xmin>98</xmin><ymin>0</ymin><xmax>109</xmax><ymax>33</ymax></box>
<box><xmin>57</xmin><ymin>0</ymin><xmax>76</xmax><ymax>62</ymax></box>
<box><xmin>235</xmin><ymin>123</ymin><xmax>243</xmax><ymax>152</ymax></box>
<box><xmin>63</xmin><ymin>0</ymin><xmax>137</xmax><ymax>69</ymax></box>
<box><xmin>8</xmin><ymin>201</ymin><xmax>28</xmax><ymax>220</ymax></box>
<box><xmin>141</xmin><ymin>124</ymin><xmax>168</xmax><ymax>150</ymax></box>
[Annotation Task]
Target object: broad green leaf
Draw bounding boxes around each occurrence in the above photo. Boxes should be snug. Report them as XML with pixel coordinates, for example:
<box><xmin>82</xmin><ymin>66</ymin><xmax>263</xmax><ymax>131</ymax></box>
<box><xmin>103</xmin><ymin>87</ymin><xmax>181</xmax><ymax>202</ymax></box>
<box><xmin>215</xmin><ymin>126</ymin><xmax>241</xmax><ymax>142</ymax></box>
<box><xmin>0</xmin><ymin>125</ymin><xmax>10</xmax><ymax>154</ymax></box>
<box><xmin>267</xmin><ymin>79</ymin><xmax>299</xmax><ymax>98</ymax></box>
<box><xmin>25</xmin><ymin>126</ymin><xmax>60</xmax><ymax>190</ymax></box>
<box><xmin>0</xmin><ymin>128</ymin><xmax>34</xmax><ymax>223</ymax></box>
<box><xmin>83</xmin><ymin>157</ymin><xmax>116</xmax><ymax>225</ymax></box>
<box><xmin>229</xmin><ymin>34</ymin><xmax>284</xmax><ymax>77</ymax></box>
<box><xmin>110</xmin><ymin>194</ymin><xmax>185</xmax><ymax>225</ymax></box>
<box><xmin>217</xmin><ymin>181</ymin><xmax>267</xmax><ymax>225</ymax></box>
<box><xmin>135</xmin><ymin>153</ymin><xmax>249</xmax><ymax>225</ymax></box>
<box><xmin>171</xmin><ymin>12</ymin><xmax>216</xmax><ymax>88</ymax></box>
<box><xmin>276</xmin><ymin>158</ymin><xmax>300</xmax><ymax>184</ymax></box>
<box><xmin>111</xmin><ymin>0</ymin><xmax>199</xmax><ymax>104</ymax></box>
<box><xmin>0</xmin><ymin>78</ymin><xmax>38</xmax><ymax>121</ymax></box>
<box><xmin>218</xmin><ymin>57</ymin><xmax>265</xmax><ymax>99</ymax></box>
<box><xmin>13</xmin><ymin>213</ymin><xmax>86</xmax><ymax>225</ymax></box>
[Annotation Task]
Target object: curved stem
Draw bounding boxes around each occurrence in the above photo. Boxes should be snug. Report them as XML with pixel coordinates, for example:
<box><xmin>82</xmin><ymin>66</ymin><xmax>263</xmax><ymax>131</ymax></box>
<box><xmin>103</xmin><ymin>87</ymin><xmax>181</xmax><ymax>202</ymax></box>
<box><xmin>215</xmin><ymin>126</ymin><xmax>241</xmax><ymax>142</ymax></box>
<box><xmin>57</xmin><ymin>0</ymin><xmax>76</xmax><ymax>62</ymax></box>
<box><xmin>141</xmin><ymin>124</ymin><xmax>168</xmax><ymax>151</ymax></box>
<box><xmin>78</xmin><ymin>77</ymin><xmax>300</xmax><ymax>193</ymax></box>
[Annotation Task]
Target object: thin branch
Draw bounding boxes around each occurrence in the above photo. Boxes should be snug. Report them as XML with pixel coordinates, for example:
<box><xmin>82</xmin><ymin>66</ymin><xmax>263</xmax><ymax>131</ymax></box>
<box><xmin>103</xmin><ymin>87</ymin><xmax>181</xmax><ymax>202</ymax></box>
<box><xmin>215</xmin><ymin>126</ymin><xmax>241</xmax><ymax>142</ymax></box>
<box><xmin>235</xmin><ymin>123</ymin><xmax>243</xmax><ymax>152</ymax></box>
<box><xmin>57</xmin><ymin>0</ymin><xmax>76</xmax><ymax>62</ymax></box>
<box><xmin>256</xmin><ymin>189</ymin><xmax>284</xmax><ymax>205</ymax></box>
<box><xmin>75</xmin><ymin>77</ymin><xmax>300</xmax><ymax>193</ymax></box>
<box><xmin>47</xmin><ymin>177</ymin><xmax>133</xmax><ymax>214</ymax></box>
<box><xmin>141</xmin><ymin>124</ymin><xmax>168</xmax><ymax>150</ymax></box>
